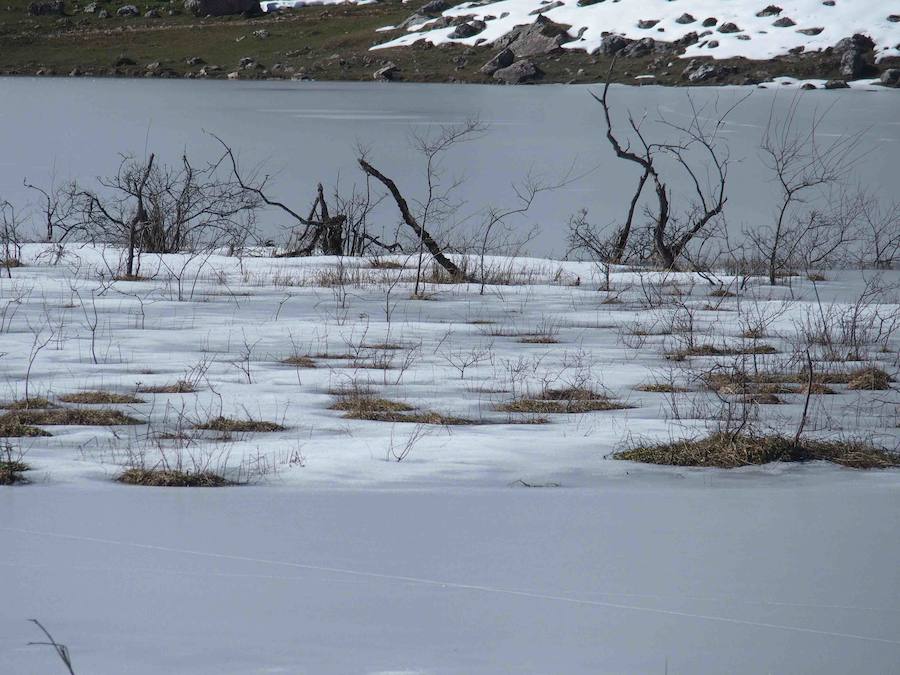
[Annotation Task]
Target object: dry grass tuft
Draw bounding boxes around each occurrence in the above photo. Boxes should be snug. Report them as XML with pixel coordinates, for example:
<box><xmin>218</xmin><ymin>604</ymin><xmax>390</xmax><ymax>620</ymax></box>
<box><xmin>518</xmin><ymin>335</ymin><xmax>560</xmax><ymax>344</ymax></box>
<box><xmin>138</xmin><ymin>380</ymin><xmax>197</xmax><ymax>394</ymax></box>
<box><xmin>497</xmin><ymin>388</ymin><xmax>630</xmax><ymax>414</ymax></box>
<box><xmin>666</xmin><ymin>344</ymin><xmax>777</xmax><ymax>361</ymax></box>
<box><xmin>358</xmin><ymin>343</ymin><xmax>405</xmax><ymax>350</ymax></box>
<box><xmin>0</xmin><ymin>420</ymin><xmax>51</xmax><ymax>437</ymax></box>
<box><xmin>113</xmin><ymin>274</ymin><xmax>148</xmax><ymax>282</ymax></box>
<box><xmin>0</xmin><ymin>460</ymin><xmax>30</xmax><ymax>484</ymax></box>
<box><xmin>1</xmin><ymin>409</ymin><xmax>141</xmax><ymax>426</ymax></box>
<box><xmin>369</xmin><ymin>259</ymin><xmax>404</xmax><ymax>270</ymax></box>
<box><xmin>636</xmin><ymin>383</ymin><xmax>688</xmax><ymax>393</ymax></box>
<box><xmin>330</xmin><ymin>392</ymin><xmax>473</xmax><ymax>424</ymax></box>
<box><xmin>59</xmin><ymin>391</ymin><xmax>144</xmax><ymax>404</ymax></box>
<box><xmin>1</xmin><ymin>397</ymin><xmax>54</xmax><ymax>410</ymax></box>
<box><xmin>1</xmin><ymin>258</ymin><xmax>24</xmax><ymax>268</ymax></box>
<box><xmin>709</xmin><ymin>288</ymin><xmax>736</xmax><ymax>298</ymax></box>
<box><xmin>614</xmin><ymin>434</ymin><xmax>899</xmax><ymax>469</ymax></box>
<box><xmin>807</xmin><ymin>273</ymin><xmax>827</xmax><ymax>282</ymax></box>
<box><xmin>117</xmin><ymin>468</ymin><xmax>232</xmax><ymax>487</ymax></box>
<box><xmin>847</xmin><ymin>367</ymin><xmax>894</xmax><ymax>391</ymax></box>
<box><xmin>281</xmin><ymin>355</ymin><xmax>316</xmax><ymax>368</ymax></box>
<box><xmin>194</xmin><ymin>417</ymin><xmax>286</xmax><ymax>433</ymax></box>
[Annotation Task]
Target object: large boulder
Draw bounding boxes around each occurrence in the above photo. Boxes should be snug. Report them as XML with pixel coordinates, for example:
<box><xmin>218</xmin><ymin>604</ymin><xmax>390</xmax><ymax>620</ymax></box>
<box><xmin>448</xmin><ymin>19</ymin><xmax>486</xmax><ymax>40</ymax></box>
<box><xmin>834</xmin><ymin>34</ymin><xmax>875</xmax><ymax>78</ymax></box>
<box><xmin>116</xmin><ymin>5</ymin><xmax>139</xmax><ymax>16</ymax></box>
<box><xmin>27</xmin><ymin>0</ymin><xmax>64</xmax><ymax>15</ymax></box>
<box><xmin>494</xmin><ymin>16</ymin><xmax>572</xmax><ymax>58</ymax></box>
<box><xmin>492</xmin><ymin>58</ymin><xmax>542</xmax><ymax>84</ymax></box>
<box><xmin>480</xmin><ymin>47</ymin><xmax>514</xmax><ymax>75</ymax></box>
<box><xmin>184</xmin><ymin>0</ymin><xmax>260</xmax><ymax>16</ymax></box>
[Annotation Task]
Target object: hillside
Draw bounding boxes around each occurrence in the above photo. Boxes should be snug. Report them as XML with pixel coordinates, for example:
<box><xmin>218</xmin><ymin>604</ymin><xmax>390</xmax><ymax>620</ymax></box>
<box><xmin>0</xmin><ymin>0</ymin><xmax>898</xmax><ymax>83</ymax></box>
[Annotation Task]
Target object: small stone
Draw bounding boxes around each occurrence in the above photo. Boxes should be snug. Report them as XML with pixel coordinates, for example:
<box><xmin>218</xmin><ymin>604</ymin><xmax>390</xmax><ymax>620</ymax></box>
<box><xmin>675</xmin><ymin>13</ymin><xmax>695</xmax><ymax>24</ymax></box>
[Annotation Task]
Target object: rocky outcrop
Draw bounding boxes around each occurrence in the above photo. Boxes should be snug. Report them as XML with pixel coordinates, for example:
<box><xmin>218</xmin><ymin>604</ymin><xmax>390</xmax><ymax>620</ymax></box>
<box><xmin>184</xmin><ymin>0</ymin><xmax>260</xmax><ymax>17</ymax></box>
<box><xmin>681</xmin><ymin>59</ymin><xmax>733</xmax><ymax>83</ymax></box>
<box><xmin>480</xmin><ymin>48</ymin><xmax>514</xmax><ymax>75</ymax></box>
<box><xmin>834</xmin><ymin>34</ymin><xmax>875</xmax><ymax>79</ymax></box>
<box><xmin>494</xmin><ymin>16</ymin><xmax>572</xmax><ymax>58</ymax></box>
<box><xmin>493</xmin><ymin>59</ymin><xmax>542</xmax><ymax>84</ymax></box>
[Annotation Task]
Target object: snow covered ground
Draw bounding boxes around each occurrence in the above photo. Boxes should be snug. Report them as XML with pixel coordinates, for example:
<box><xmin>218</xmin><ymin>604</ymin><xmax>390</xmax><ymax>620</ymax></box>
<box><xmin>374</xmin><ymin>0</ymin><xmax>900</xmax><ymax>61</ymax></box>
<box><xmin>1</xmin><ymin>245</ymin><xmax>899</xmax><ymax>672</ymax></box>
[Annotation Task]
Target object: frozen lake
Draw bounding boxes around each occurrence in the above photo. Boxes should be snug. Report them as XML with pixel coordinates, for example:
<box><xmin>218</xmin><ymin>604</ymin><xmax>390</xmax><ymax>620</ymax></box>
<box><xmin>3</xmin><ymin>478</ymin><xmax>900</xmax><ymax>674</ymax></box>
<box><xmin>1</xmin><ymin>77</ymin><xmax>898</xmax><ymax>255</ymax></box>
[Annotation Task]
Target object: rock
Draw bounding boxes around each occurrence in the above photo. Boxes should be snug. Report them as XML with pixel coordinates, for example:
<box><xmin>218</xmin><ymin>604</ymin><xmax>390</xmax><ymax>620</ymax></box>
<box><xmin>82</xmin><ymin>1</ymin><xmax>98</xmax><ymax>12</ymax></box>
<box><xmin>597</xmin><ymin>33</ymin><xmax>630</xmax><ymax>56</ymax></box>
<box><xmin>186</xmin><ymin>56</ymin><xmax>205</xmax><ymax>65</ymax></box>
<box><xmin>701</xmin><ymin>17</ymin><xmax>717</xmax><ymax>27</ymax></box>
<box><xmin>835</xmin><ymin>34</ymin><xmax>875</xmax><ymax>78</ymax></box>
<box><xmin>637</xmin><ymin>19</ymin><xmax>658</xmax><ymax>29</ymax></box>
<box><xmin>113</xmin><ymin>55</ymin><xmax>136</xmax><ymax>66</ymax></box>
<box><xmin>717</xmin><ymin>22</ymin><xmax>740</xmax><ymax>33</ymax></box>
<box><xmin>824</xmin><ymin>79</ymin><xmax>849</xmax><ymax>89</ymax></box>
<box><xmin>772</xmin><ymin>17</ymin><xmax>795</xmax><ymax>27</ymax></box>
<box><xmin>27</xmin><ymin>0</ymin><xmax>64</xmax><ymax>15</ymax></box>
<box><xmin>479</xmin><ymin>47</ymin><xmax>514</xmax><ymax>75</ymax></box>
<box><xmin>144</xmin><ymin>8</ymin><xmax>160</xmax><ymax>17</ymax></box>
<box><xmin>797</xmin><ymin>27</ymin><xmax>823</xmax><ymax>35</ymax></box>
<box><xmin>675</xmin><ymin>13</ymin><xmax>695</xmax><ymax>25</ymax></box>
<box><xmin>448</xmin><ymin>19</ymin><xmax>485</xmax><ymax>39</ymax></box>
<box><xmin>69</xmin><ymin>67</ymin><xmax>82</xmax><ymax>76</ymax></box>
<box><xmin>146</xmin><ymin>61</ymin><xmax>161</xmax><ymax>71</ymax></box>
<box><xmin>800</xmin><ymin>82</ymin><xmax>817</xmax><ymax>90</ymax></box>
<box><xmin>881</xmin><ymin>69</ymin><xmax>900</xmax><ymax>87</ymax></box>
<box><xmin>529</xmin><ymin>1</ymin><xmax>562</xmax><ymax>15</ymax></box>
<box><xmin>682</xmin><ymin>59</ymin><xmax>728</xmax><ymax>82</ymax></box>
<box><xmin>239</xmin><ymin>56</ymin><xmax>256</xmax><ymax>68</ymax></box>
<box><xmin>97</xmin><ymin>8</ymin><xmax>108</xmax><ymax>17</ymax></box>
<box><xmin>373</xmin><ymin>62</ymin><xmax>399</xmax><ymax>81</ymax></box>
<box><xmin>492</xmin><ymin>58</ymin><xmax>542</xmax><ymax>84</ymax></box>
<box><xmin>494</xmin><ymin>16</ymin><xmax>572</xmax><ymax>58</ymax></box>
<box><xmin>889</xmin><ymin>15</ymin><xmax>900</xmax><ymax>23</ymax></box>
<box><xmin>706</xmin><ymin>40</ymin><xmax>719</xmax><ymax>49</ymax></box>
<box><xmin>184</xmin><ymin>0</ymin><xmax>260</xmax><ymax>17</ymax></box>
<box><xmin>227</xmin><ymin>71</ymin><xmax>239</xmax><ymax>79</ymax></box>
<box><xmin>419</xmin><ymin>0</ymin><xmax>448</xmax><ymax>14</ymax></box>
<box><xmin>116</xmin><ymin>4</ymin><xmax>138</xmax><ymax>16</ymax></box>
<box><xmin>621</xmin><ymin>37</ymin><xmax>655</xmax><ymax>58</ymax></box>
<box><xmin>252</xmin><ymin>29</ymin><xmax>269</xmax><ymax>38</ymax></box>
<box><xmin>756</xmin><ymin>5</ymin><xmax>782</xmax><ymax>17</ymax></box>
<box><xmin>673</xmin><ymin>31</ymin><xmax>699</xmax><ymax>47</ymax></box>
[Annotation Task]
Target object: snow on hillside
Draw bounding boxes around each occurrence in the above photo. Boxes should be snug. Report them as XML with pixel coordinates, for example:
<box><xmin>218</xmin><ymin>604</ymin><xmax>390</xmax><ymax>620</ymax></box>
<box><xmin>374</xmin><ymin>0</ymin><xmax>900</xmax><ymax>61</ymax></box>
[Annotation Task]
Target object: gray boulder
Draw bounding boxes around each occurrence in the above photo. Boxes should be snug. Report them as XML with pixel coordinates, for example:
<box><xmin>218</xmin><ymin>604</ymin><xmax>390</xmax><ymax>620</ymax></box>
<box><xmin>116</xmin><ymin>4</ymin><xmax>139</xmax><ymax>16</ymax></box>
<box><xmin>448</xmin><ymin>19</ymin><xmax>486</xmax><ymax>39</ymax></box>
<box><xmin>596</xmin><ymin>33</ymin><xmax>630</xmax><ymax>56</ymax></box>
<box><xmin>373</xmin><ymin>63</ymin><xmax>399</xmax><ymax>81</ymax></box>
<box><xmin>492</xmin><ymin>58</ymin><xmax>542</xmax><ymax>84</ymax></box>
<box><xmin>27</xmin><ymin>1</ymin><xmax>64</xmax><ymax>15</ymax></box>
<box><xmin>824</xmin><ymin>79</ymin><xmax>849</xmax><ymax>89</ymax></box>
<box><xmin>184</xmin><ymin>0</ymin><xmax>260</xmax><ymax>16</ymax></box>
<box><xmin>494</xmin><ymin>16</ymin><xmax>572</xmax><ymax>58</ymax></box>
<box><xmin>835</xmin><ymin>34</ymin><xmax>874</xmax><ymax>78</ymax></box>
<box><xmin>621</xmin><ymin>37</ymin><xmax>655</xmax><ymax>58</ymax></box>
<box><xmin>880</xmin><ymin>69</ymin><xmax>900</xmax><ymax>87</ymax></box>
<box><xmin>480</xmin><ymin>47</ymin><xmax>514</xmax><ymax>75</ymax></box>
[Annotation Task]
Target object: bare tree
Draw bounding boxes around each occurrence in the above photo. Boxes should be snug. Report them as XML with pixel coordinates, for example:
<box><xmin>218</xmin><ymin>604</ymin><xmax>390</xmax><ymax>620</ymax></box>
<box><xmin>590</xmin><ymin>63</ymin><xmax>742</xmax><ymax>269</ymax></box>
<box><xmin>358</xmin><ymin>121</ymin><xmax>484</xmax><ymax>294</ymax></box>
<box><xmin>24</xmin><ymin>177</ymin><xmax>79</xmax><ymax>243</ymax></box>
<box><xmin>0</xmin><ymin>199</ymin><xmax>23</xmax><ymax>277</ymax></box>
<box><xmin>214</xmin><ymin>134</ymin><xmax>396</xmax><ymax>258</ymax></box>
<box><xmin>75</xmin><ymin>152</ymin><xmax>257</xmax><ymax>278</ymax></box>
<box><xmin>750</xmin><ymin>96</ymin><xmax>864</xmax><ymax>284</ymax></box>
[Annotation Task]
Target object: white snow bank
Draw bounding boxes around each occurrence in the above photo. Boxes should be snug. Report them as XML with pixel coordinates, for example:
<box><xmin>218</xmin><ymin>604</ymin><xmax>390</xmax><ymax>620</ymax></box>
<box><xmin>374</xmin><ymin>0</ymin><xmax>900</xmax><ymax>61</ymax></box>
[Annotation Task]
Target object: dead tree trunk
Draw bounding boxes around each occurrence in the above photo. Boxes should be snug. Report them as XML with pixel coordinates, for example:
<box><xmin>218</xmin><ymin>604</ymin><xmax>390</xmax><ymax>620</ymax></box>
<box><xmin>358</xmin><ymin>159</ymin><xmax>468</xmax><ymax>281</ymax></box>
